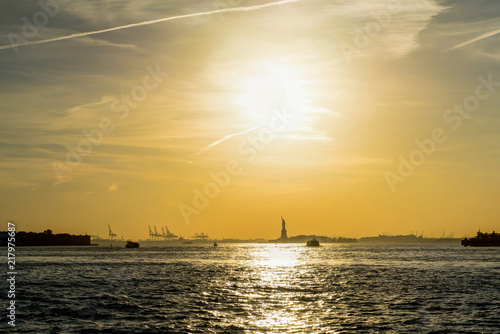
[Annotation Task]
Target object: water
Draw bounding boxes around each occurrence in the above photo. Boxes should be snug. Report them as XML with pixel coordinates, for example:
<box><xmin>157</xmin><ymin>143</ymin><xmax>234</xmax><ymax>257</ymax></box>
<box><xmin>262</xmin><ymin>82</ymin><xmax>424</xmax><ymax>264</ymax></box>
<box><xmin>5</xmin><ymin>243</ymin><xmax>500</xmax><ymax>333</ymax></box>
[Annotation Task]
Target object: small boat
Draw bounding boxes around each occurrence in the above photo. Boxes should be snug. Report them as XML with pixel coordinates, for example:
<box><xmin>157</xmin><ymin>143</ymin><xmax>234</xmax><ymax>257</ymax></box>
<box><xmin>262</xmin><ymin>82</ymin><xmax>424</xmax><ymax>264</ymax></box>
<box><xmin>125</xmin><ymin>240</ymin><xmax>140</xmax><ymax>248</ymax></box>
<box><xmin>306</xmin><ymin>238</ymin><xmax>320</xmax><ymax>247</ymax></box>
<box><xmin>182</xmin><ymin>241</ymin><xmax>193</xmax><ymax>245</ymax></box>
<box><xmin>213</xmin><ymin>242</ymin><xmax>217</xmax><ymax>247</ymax></box>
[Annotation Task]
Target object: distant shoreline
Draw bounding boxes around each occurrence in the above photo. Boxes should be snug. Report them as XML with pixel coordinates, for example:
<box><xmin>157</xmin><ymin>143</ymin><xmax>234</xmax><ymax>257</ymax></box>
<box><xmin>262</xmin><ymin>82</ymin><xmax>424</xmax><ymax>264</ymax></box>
<box><xmin>1</xmin><ymin>231</ymin><xmax>463</xmax><ymax>246</ymax></box>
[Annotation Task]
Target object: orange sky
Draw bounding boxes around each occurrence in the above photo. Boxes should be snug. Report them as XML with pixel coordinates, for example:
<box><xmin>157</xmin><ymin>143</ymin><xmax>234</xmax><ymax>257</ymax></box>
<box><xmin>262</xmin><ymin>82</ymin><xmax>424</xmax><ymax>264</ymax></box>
<box><xmin>1</xmin><ymin>0</ymin><xmax>500</xmax><ymax>239</ymax></box>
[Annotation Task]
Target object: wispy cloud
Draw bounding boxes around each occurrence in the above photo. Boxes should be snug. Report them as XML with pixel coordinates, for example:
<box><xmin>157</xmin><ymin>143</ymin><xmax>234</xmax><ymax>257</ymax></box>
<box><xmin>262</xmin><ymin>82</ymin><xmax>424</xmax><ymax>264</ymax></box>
<box><xmin>77</xmin><ymin>191</ymin><xmax>94</xmax><ymax>199</ymax></box>
<box><xmin>197</xmin><ymin>126</ymin><xmax>260</xmax><ymax>154</ymax></box>
<box><xmin>445</xmin><ymin>28</ymin><xmax>500</xmax><ymax>52</ymax></box>
<box><xmin>0</xmin><ymin>0</ymin><xmax>300</xmax><ymax>52</ymax></box>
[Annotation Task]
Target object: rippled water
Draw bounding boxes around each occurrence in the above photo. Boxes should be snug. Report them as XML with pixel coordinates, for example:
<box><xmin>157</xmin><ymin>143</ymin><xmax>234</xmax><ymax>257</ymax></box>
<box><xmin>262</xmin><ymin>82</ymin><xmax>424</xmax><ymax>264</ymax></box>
<box><xmin>5</xmin><ymin>243</ymin><xmax>500</xmax><ymax>333</ymax></box>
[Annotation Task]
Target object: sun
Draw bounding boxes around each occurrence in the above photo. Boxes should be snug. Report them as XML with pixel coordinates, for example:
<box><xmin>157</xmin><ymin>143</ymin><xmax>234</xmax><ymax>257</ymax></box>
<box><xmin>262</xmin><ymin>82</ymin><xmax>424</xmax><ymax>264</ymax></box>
<box><xmin>236</xmin><ymin>63</ymin><xmax>309</xmax><ymax>124</ymax></box>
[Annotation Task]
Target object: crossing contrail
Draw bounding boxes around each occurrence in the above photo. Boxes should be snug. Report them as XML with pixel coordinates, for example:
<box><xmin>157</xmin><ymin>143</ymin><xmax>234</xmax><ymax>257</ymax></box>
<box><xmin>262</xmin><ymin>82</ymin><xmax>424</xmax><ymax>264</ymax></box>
<box><xmin>445</xmin><ymin>28</ymin><xmax>500</xmax><ymax>52</ymax></box>
<box><xmin>0</xmin><ymin>0</ymin><xmax>299</xmax><ymax>52</ymax></box>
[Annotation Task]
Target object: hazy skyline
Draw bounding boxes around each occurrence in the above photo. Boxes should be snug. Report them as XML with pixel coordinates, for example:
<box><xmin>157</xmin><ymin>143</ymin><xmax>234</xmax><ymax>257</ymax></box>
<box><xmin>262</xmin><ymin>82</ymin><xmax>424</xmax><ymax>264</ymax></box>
<box><xmin>1</xmin><ymin>0</ymin><xmax>500</xmax><ymax>239</ymax></box>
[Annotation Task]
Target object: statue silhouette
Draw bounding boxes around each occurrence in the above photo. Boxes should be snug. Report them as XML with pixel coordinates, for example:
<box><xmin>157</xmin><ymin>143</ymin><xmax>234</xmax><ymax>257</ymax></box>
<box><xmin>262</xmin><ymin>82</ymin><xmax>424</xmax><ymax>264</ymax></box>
<box><xmin>280</xmin><ymin>216</ymin><xmax>287</xmax><ymax>239</ymax></box>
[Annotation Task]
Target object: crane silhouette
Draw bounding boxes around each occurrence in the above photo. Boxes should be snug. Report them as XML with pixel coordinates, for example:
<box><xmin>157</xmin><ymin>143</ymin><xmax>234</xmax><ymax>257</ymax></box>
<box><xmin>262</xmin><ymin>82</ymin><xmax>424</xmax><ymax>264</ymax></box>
<box><xmin>108</xmin><ymin>224</ymin><xmax>117</xmax><ymax>241</ymax></box>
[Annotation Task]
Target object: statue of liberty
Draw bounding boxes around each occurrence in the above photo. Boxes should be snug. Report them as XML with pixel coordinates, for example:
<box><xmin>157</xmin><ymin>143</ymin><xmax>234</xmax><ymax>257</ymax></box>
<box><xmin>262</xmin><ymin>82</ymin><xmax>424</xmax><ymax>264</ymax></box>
<box><xmin>280</xmin><ymin>216</ymin><xmax>288</xmax><ymax>239</ymax></box>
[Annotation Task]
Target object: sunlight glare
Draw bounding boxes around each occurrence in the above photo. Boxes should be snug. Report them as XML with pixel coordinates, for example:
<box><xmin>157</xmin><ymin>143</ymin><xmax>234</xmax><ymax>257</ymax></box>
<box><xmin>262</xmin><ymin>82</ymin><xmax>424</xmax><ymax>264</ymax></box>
<box><xmin>257</xmin><ymin>245</ymin><xmax>300</xmax><ymax>267</ymax></box>
<box><xmin>236</xmin><ymin>63</ymin><xmax>309</xmax><ymax>124</ymax></box>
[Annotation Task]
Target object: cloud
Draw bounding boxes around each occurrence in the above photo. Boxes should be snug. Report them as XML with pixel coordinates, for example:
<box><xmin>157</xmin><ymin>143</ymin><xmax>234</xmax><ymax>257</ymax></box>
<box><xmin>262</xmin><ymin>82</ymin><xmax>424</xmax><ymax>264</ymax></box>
<box><xmin>0</xmin><ymin>0</ymin><xmax>300</xmax><ymax>52</ymax></box>
<box><xmin>108</xmin><ymin>184</ymin><xmax>118</xmax><ymax>191</ymax></box>
<box><xmin>329</xmin><ymin>0</ymin><xmax>445</xmax><ymax>59</ymax></box>
<box><xmin>77</xmin><ymin>191</ymin><xmax>94</xmax><ymax>199</ymax></box>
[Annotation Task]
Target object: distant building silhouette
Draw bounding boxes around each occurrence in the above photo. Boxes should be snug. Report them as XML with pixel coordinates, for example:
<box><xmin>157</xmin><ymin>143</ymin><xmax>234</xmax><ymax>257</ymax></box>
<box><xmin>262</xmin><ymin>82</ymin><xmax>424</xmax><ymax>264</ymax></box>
<box><xmin>280</xmin><ymin>216</ymin><xmax>288</xmax><ymax>240</ymax></box>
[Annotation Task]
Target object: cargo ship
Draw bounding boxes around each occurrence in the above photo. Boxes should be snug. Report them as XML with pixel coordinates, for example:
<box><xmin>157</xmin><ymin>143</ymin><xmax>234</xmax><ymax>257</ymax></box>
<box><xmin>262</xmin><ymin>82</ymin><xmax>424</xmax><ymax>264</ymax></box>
<box><xmin>461</xmin><ymin>231</ymin><xmax>500</xmax><ymax>247</ymax></box>
<box><xmin>0</xmin><ymin>229</ymin><xmax>92</xmax><ymax>246</ymax></box>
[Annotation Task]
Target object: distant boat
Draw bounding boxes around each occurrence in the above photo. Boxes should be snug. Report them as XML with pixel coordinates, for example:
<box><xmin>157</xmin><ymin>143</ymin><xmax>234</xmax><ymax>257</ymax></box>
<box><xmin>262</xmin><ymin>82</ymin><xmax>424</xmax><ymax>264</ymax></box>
<box><xmin>462</xmin><ymin>231</ymin><xmax>500</xmax><ymax>247</ymax></box>
<box><xmin>125</xmin><ymin>241</ymin><xmax>139</xmax><ymax>248</ymax></box>
<box><xmin>306</xmin><ymin>238</ymin><xmax>320</xmax><ymax>247</ymax></box>
<box><xmin>182</xmin><ymin>241</ymin><xmax>193</xmax><ymax>245</ymax></box>
<box><xmin>213</xmin><ymin>242</ymin><xmax>217</xmax><ymax>247</ymax></box>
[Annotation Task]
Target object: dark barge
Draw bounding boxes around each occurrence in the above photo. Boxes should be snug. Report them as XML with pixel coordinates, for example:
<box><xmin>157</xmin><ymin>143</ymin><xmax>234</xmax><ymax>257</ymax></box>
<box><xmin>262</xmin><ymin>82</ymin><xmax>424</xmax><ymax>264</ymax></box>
<box><xmin>462</xmin><ymin>231</ymin><xmax>500</xmax><ymax>247</ymax></box>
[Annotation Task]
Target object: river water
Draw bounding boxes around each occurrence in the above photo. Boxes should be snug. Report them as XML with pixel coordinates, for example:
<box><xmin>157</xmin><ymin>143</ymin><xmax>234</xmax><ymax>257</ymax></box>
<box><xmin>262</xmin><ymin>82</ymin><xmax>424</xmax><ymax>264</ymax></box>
<box><xmin>5</xmin><ymin>243</ymin><xmax>500</xmax><ymax>333</ymax></box>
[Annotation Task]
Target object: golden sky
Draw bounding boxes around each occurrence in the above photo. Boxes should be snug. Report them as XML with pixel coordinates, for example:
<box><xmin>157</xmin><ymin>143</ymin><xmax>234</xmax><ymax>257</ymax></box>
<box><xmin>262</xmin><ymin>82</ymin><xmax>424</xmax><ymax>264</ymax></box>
<box><xmin>1</xmin><ymin>0</ymin><xmax>500</xmax><ymax>239</ymax></box>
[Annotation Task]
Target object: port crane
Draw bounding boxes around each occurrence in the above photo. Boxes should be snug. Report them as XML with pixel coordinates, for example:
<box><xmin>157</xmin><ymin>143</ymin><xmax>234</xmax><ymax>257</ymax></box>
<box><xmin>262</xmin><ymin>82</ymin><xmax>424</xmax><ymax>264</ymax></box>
<box><xmin>192</xmin><ymin>232</ymin><xmax>208</xmax><ymax>240</ymax></box>
<box><xmin>148</xmin><ymin>225</ymin><xmax>178</xmax><ymax>241</ymax></box>
<box><xmin>148</xmin><ymin>225</ymin><xmax>154</xmax><ymax>241</ymax></box>
<box><xmin>108</xmin><ymin>225</ymin><xmax>117</xmax><ymax>241</ymax></box>
<box><xmin>154</xmin><ymin>226</ymin><xmax>160</xmax><ymax>241</ymax></box>
<box><xmin>165</xmin><ymin>226</ymin><xmax>178</xmax><ymax>240</ymax></box>
<box><xmin>148</xmin><ymin>225</ymin><xmax>160</xmax><ymax>241</ymax></box>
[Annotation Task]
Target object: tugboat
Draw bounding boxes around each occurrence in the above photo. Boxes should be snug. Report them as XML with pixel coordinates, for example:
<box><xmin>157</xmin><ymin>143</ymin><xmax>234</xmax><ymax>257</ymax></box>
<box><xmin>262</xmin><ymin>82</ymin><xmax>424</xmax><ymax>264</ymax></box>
<box><xmin>462</xmin><ymin>231</ymin><xmax>500</xmax><ymax>247</ymax></box>
<box><xmin>306</xmin><ymin>238</ymin><xmax>320</xmax><ymax>247</ymax></box>
<box><xmin>125</xmin><ymin>240</ymin><xmax>140</xmax><ymax>248</ymax></box>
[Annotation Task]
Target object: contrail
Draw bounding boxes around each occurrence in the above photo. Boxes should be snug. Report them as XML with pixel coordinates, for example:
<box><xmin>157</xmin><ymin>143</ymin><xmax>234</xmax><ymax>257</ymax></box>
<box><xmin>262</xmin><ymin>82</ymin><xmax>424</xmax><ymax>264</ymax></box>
<box><xmin>196</xmin><ymin>126</ymin><xmax>260</xmax><ymax>154</ymax></box>
<box><xmin>0</xmin><ymin>0</ymin><xmax>299</xmax><ymax>52</ymax></box>
<box><xmin>445</xmin><ymin>28</ymin><xmax>500</xmax><ymax>52</ymax></box>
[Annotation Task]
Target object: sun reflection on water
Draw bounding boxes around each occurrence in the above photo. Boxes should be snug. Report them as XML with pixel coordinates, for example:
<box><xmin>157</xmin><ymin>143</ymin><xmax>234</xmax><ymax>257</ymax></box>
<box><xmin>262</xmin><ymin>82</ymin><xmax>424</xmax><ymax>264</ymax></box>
<box><xmin>243</xmin><ymin>245</ymin><xmax>321</xmax><ymax>332</ymax></box>
<box><xmin>256</xmin><ymin>245</ymin><xmax>301</xmax><ymax>267</ymax></box>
